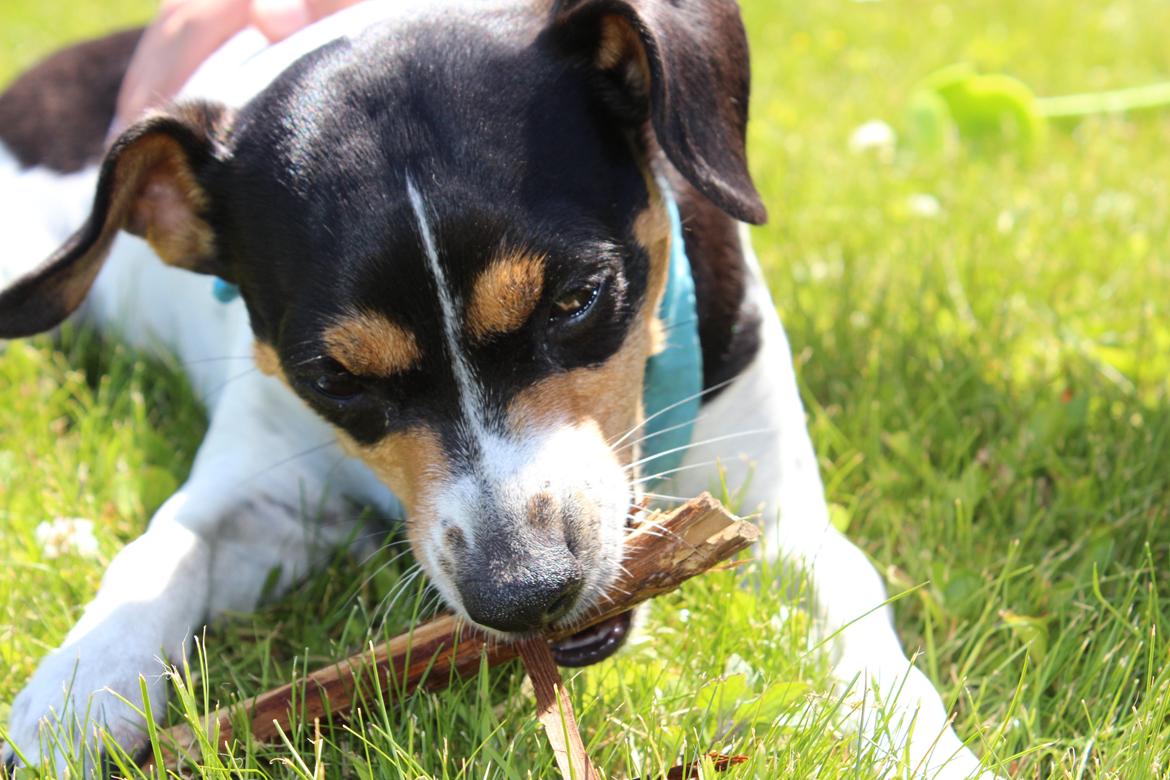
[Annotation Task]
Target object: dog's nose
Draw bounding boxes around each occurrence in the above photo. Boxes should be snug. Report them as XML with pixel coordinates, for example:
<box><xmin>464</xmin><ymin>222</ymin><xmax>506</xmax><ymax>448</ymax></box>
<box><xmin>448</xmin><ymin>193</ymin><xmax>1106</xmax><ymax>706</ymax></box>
<box><xmin>458</xmin><ymin>554</ymin><xmax>584</xmax><ymax>634</ymax></box>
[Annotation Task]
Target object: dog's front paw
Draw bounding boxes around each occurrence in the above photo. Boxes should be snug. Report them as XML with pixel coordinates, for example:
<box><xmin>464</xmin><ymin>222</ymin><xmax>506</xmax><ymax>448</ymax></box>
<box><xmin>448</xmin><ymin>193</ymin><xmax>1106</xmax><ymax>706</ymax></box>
<box><xmin>2</xmin><ymin>643</ymin><xmax>168</xmax><ymax>776</ymax></box>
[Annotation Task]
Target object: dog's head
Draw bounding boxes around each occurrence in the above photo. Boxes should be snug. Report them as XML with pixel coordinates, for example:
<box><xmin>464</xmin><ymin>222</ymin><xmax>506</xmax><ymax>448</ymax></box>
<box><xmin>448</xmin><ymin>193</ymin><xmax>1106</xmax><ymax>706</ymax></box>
<box><xmin>0</xmin><ymin>0</ymin><xmax>763</xmax><ymax>648</ymax></box>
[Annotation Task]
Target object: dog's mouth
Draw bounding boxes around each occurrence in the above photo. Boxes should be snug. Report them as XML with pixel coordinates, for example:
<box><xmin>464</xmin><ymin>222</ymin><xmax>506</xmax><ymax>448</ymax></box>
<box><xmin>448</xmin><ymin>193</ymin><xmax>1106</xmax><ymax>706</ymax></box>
<box><xmin>549</xmin><ymin>610</ymin><xmax>632</xmax><ymax>667</ymax></box>
<box><xmin>547</xmin><ymin>502</ymin><xmax>639</xmax><ymax>667</ymax></box>
<box><xmin>546</xmin><ymin>500</ymin><xmax>641</xmax><ymax>667</ymax></box>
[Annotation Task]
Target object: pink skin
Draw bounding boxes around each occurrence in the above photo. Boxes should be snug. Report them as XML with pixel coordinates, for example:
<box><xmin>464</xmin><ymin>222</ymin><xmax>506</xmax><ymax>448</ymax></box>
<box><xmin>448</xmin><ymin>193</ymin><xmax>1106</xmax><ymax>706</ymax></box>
<box><xmin>111</xmin><ymin>0</ymin><xmax>362</xmax><ymax>138</ymax></box>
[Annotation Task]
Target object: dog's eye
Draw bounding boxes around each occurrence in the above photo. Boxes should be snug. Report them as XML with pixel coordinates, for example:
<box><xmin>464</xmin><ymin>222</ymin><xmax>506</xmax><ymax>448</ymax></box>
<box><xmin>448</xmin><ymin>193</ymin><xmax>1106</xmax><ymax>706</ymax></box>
<box><xmin>551</xmin><ymin>280</ymin><xmax>602</xmax><ymax>322</ymax></box>
<box><xmin>313</xmin><ymin>370</ymin><xmax>364</xmax><ymax>401</ymax></box>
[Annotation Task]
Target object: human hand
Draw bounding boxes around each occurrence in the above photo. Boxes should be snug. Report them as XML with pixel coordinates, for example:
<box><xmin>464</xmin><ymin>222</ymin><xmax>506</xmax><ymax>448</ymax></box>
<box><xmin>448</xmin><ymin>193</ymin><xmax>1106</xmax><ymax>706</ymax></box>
<box><xmin>111</xmin><ymin>0</ymin><xmax>360</xmax><ymax>138</ymax></box>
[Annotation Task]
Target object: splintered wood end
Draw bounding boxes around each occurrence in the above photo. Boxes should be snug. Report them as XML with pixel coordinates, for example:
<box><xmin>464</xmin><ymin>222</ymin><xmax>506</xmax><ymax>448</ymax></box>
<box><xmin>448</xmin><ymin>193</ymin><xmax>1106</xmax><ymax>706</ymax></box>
<box><xmin>517</xmin><ymin>638</ymin><xmax>600</xmax><ymax>780</ymax></box>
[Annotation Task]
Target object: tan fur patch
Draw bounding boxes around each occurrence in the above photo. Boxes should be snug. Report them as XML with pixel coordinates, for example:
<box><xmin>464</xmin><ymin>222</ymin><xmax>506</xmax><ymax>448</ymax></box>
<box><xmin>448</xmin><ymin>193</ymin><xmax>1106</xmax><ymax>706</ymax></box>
<box><xmin>508</xmin><ymin>333</ymin><xmax>646</xmax><ymax>466</ymax></box>
<box><xmin>633</xmin><ymin>195</ymin><xmax>671</xmax><ymax>260</ymax></box>
<box><xmin>335</xmin><ymin>426</ymin><xmax>450</xmax><ymax>573</ymax></box>
<box><xmin>253</xmin><ymin>341</ymin><xmax>280</xmax><ymax>377</ymax></box>
<box><xmin>508</xmin><ymin>188</ymin><xmax>672</xmax><ymax>461</ymax></box>
<box><xmin>50</xmin><ymin>131</ymin><xmax>218</xmax><ymax>316</ymax></box>
<box><xmin>596</xmin><ymin>14</ymin><xmax>651</xmax><ymax>94</ymax></box>
<box><xmin>120</xmin><ymin>133</ymin><xmax>217</xmax><ymax>270</ymax></box>
<box><xmin>633</xmin><ymin>188</ymin><xmax>673</xmax><ymax>356</ymax></box>
<box><xmin>339</xmin><ymin>426</ymin><xmax>449</xmax><ymax>519</ymax></box>
<box><xmin>323</xmin><ymin>309</ymin><xmax>422</xmax><ymax>377</ymax></box>
<box><xmin>466</xmin><ymin>252</ymin><xmax>545</xmax><ymax>342</ymax></box>
<box><xmin>647</xmin><ymin>314</ymin><xmax>667</xmax><ymax>357</ymax></box>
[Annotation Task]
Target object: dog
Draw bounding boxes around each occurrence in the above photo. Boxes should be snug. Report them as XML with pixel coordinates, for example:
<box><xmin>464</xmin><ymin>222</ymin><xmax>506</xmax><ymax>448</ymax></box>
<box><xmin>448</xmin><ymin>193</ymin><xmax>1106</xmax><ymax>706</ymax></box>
<box><xmin>0</xmin><ymin>1</ymin><xmax>994</xmax><ymax>776</ymax></box>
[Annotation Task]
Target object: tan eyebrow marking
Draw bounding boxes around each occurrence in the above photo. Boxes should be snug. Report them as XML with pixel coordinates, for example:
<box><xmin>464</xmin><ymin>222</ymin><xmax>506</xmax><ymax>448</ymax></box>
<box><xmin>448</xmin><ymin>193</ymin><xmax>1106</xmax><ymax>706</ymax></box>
<box><xmin>466</xmin><ymin>251</ymin><xmax>546</xmax><ymax>342</ymax></box>
<box><xmin>323</xmin><ymin>309</ymin><xmax>422</xmax><ymax>376</ymax></box>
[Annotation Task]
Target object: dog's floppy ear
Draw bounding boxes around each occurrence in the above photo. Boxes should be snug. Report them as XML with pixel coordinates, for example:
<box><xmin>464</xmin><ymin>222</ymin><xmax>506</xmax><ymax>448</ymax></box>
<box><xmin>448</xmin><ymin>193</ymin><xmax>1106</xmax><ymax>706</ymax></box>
<box><xmin>554</xmin><ymin>0</ymin><xmax>767</xmax><ymax>225</ymax></box>
<box><xmin>0</xmin><ymin>102</ymin><xmax>231</xmax><ymax>339</ymax></box>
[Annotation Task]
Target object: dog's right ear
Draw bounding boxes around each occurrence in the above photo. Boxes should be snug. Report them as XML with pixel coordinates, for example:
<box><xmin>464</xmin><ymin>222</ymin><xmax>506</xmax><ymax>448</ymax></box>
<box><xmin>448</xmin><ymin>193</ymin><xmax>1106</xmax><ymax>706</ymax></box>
<box><xmin>552</xmin><ymin>0</ymin><xmax>767</xmax><ymax>225</ymax></box>
<box><xmin>0</xmin><ymin>102</ymin><xmax>231</xmax><ymax>339</ymax></box>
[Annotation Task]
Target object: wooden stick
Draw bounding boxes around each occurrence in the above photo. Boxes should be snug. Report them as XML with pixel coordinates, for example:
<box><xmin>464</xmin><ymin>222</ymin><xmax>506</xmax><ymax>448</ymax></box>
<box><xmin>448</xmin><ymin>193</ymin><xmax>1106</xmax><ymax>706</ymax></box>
<box><xmin>149</xmin><ymin>492</ymin><xmax>756</xmax><ymax>770</ymax></box>
<box><xmin>517</xmin><ymin>639</ymin><xmax>600</xmax><ymax>780</ymax></box>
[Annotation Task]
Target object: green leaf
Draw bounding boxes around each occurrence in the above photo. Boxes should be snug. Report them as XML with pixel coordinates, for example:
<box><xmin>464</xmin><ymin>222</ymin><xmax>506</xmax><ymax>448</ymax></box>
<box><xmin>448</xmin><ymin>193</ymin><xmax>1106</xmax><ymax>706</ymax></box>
<box><xmin>733</xmin><ymin>681</ymin><xmax>809</xmax><ymax>727</ymax></box>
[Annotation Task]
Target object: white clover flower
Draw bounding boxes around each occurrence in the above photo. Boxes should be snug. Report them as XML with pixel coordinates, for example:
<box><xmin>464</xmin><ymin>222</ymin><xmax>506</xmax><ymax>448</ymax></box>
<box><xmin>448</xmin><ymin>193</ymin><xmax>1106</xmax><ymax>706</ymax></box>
<box><xmin>907</xmin><ymin>193</ymin><xmax>943</xmax><ymax>219</ymax></box>
<box><xmin>35</xmin><ymin>518</ymin><xmax>99</xmax><ymax>559</ymax></box>
<box><xmin>723</xmin><ymin>652</ymin><xmax>756</xmax><ymax>680</ymax></box>
<box><xmin>848</xmin><ymin>119</ymin><xmax>897</xmax><ymax>159</ymax></box>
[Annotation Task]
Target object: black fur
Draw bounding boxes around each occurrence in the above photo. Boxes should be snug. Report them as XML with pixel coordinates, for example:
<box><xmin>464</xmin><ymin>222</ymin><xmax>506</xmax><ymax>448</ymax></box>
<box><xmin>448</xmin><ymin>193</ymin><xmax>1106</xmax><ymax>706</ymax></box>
<box><xmin>553</xmin><ymin>0</ymin><xmax>767</xmax><ymax>225</ymax></box>
<box><xmin>0</xmin><ymin>28</ymin><xmax>143</xmax><ymax>173</ymax></box>
<box><xmin>215</xmin><ymin>14</ymin><xmax>653</xmax><ymax>450</ymax></box>
<box><xmin>0</xmin><ymin>1</ymin><xmax>764</xmax><ymax>442</ymax></box>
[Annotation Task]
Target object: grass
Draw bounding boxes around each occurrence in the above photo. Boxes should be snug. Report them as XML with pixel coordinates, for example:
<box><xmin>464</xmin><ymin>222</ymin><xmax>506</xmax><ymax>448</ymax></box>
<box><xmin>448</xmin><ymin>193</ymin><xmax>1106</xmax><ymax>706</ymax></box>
<box><xmin>2</xmin><ymin>0</ymin><xmax>1169</xmax><ymax>777</ymax></box>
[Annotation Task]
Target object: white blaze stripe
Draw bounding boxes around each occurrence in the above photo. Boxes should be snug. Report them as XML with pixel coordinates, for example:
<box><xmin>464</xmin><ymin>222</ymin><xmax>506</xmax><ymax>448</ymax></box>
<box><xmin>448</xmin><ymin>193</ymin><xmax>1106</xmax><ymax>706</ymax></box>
<box><xmin>405</xmin><ymin>176</ymin><xmax>489</xmax><ymax>442</ymax></box>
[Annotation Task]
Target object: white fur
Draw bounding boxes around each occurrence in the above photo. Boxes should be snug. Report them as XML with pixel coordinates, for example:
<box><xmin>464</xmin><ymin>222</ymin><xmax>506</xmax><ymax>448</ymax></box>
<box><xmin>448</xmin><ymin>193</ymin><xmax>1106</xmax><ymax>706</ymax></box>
<box><xmin>0</xmin><ymin>16</ymin><xmax>994</xmax><ymax>779</ymax></box>
<box><xmin>178</xmin><ymin>2</ymin><xmax>449</xmax><ymax>111</ymax></box>
<box><xmin>0</xmin><ymin>142</ymin><xmax>97</xmax><ymax>290</ymax></box>
<box><xmin>407</xmin><ymin>177</ymin><xmax>489</xmax><ymax>439</ymax></box>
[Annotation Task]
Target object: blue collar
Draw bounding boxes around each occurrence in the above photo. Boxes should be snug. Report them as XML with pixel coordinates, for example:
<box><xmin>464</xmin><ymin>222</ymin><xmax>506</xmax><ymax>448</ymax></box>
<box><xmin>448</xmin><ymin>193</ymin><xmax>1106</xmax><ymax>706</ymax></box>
<box><xmin>211</xmin><ymin>276</ymin><xmax>240</xmax><ymax>303</ymax></box>
<box><xmin>209</xmin><ymin>195</ymin><xmax>702</xmax><ymax>484</ymax></box>
<box><xmin>639</xmin><ymin>192</ymin><xmax>703</xmax><ymax>484</ymax></box>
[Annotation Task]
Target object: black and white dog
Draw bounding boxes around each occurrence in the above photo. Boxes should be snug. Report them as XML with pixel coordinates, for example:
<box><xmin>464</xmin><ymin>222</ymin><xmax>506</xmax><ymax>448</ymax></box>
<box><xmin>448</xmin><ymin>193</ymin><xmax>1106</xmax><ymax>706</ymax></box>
<box><xmin>0</xmin><ymin>1</ymin><xmax>993</xmax><ymax>775</ymax></box>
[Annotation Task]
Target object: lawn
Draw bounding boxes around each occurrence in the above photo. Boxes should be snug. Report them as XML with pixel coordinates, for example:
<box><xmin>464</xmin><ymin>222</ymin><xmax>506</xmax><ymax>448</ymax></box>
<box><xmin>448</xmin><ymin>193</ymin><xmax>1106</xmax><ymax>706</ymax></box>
<box><xmin>2</xmin><ymin>0</ymin><xmax>1169</xmax><ymax>778</ymax></box>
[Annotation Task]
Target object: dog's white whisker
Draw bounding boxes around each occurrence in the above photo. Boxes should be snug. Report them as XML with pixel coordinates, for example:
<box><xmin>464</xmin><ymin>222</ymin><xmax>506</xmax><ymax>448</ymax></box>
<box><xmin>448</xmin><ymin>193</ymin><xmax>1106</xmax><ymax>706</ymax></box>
<box><xmin>180</xmin><ymin>355</ymin><xmax>257</xmax><ymax>367</ymax></box>
<box><xmin>621</xmin><ymin>516</ymin><xmax>691</xmax><ymax>548</ymax></box>
<box><xmin>623</xmin><ymin>426</ymin><xmax>777</xmax><ymax>473</ymax></box>
<box><xmin>607</xmin><ymin>377</ymin><xmax>738</xmax><ymax>448</ymax></box>
<box><xmin>613</xmin><ymin>413</ymin><xmax>708</xmax><ymax>456</ymax></box>
<box><xmin>639</xmin><ymin>491</ymin><xmax>689</xmax><ymax>502</ymax></box>
<box><xmin>228</xmin><ymin>439</ymin><xmax>340</xmax><ymax>491</ymax></box>
<box><xmin>419</xmin><ymin>589</ymin><xmax>445</xmax><ymax>618</ymax></box>
<box><xmin>350</xmin><ymin>545</ymin><xmax>419</xmax><ymax>601</ymax></box>
<box><xmin>197</xmin><ymin>366</ymin><xmax>258</xmax><ymax>406</ymax></box>
<box><xmin>625</xmin><ymin>530</ymin><xmax>673</xmax><ymax>546</ymax></box>
<box><xmin>631</xmin><ymin>459</ymin><xmax>722</xmax><ymax>486</ymax></box>
<box><xmin>344</xmin><ymin>550</ymin><xmax>419</xmax><ymax>612</ymax></box>
<box><xmin>402</xmin><ymin>584</ymin><xmax>444</xmax><ymax>627</ymax></box>
<box><xmin>289</xmin><ymin>353</ymin><xmax>326</xmax><ymax>369</ymax></box>
<box><xmin>349</xmin><ymin>545</ymin><xmax>410</xmax><ymax>586</ymax></box>
<box><xmin>352</xmin><ymin>536</ymin><xmax>412</xmax><ymax>568</ymax></box>
<box><xmin>374</xmin><ymin>563</ymin><xmax>425</xmax><ymax>623</ymax></box>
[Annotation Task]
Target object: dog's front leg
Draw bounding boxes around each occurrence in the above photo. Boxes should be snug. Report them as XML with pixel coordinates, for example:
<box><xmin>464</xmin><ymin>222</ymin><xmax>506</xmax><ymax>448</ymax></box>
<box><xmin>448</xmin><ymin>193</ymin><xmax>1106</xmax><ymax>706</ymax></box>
<box><xmin>2</xmin><ymin>373</ymin><xmax>364</xmax><ymax>774</ymax></box>
<box><xmin>4</xmin><ymin>496</ymin><xmax>215</xmax><ymax>773</ymax></box>
<box><xmin>667</xmin><ymin>261</ymin><xmax>995</xmax><ymax>779</ymax></box>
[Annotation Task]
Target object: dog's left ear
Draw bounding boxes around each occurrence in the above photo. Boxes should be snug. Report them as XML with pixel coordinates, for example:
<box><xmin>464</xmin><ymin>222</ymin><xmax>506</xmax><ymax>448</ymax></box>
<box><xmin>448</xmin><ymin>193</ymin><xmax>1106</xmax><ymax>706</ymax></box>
<box><xmin>0</xmin><ymin>102</ymin><xmax>231</xmax><ymax>338</ymax></box>
<box><xmin>554</xmin><ymin>0</ymin><xmax>767</xmax><ymax>225</ymax></box>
